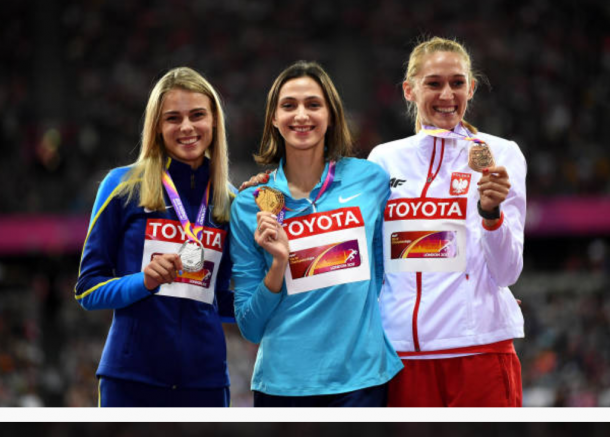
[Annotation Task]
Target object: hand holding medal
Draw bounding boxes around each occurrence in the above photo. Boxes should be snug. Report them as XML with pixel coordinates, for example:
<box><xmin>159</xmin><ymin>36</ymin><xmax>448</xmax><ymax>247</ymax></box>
<box><xmin>254</xmin><ymin>187</ymin><xmax>285</xmax><ymax>241</ymax></box>
<box><xmin>143</xmin><ymin>253</ymin><xmax>184</xmax><ymax>291</ymax></box>
<box><xmin>250</xmin><ymin>162</ymin><xmax>336</xmax><ymax>283</ymax></box>
<box><xmin>421</xmin><ymin>125</ymin><xmax>509</xmax><ymax>220</ymax></box>
<box><xmin>253</xmin><ymin>186</ymin><xmax>290</xmax><ymax>261</ymax></box>
<box><xmin>477</xmin><ymin>165</ymin><xmax>510</xmax><ymax>219</ymax></box>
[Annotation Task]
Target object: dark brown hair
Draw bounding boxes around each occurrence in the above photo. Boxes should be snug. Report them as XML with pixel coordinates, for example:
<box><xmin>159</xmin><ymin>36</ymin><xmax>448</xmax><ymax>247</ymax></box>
<box><xmin>255</xmin><ymin>61</ymin><xmax>353</xmax><ymax>165</ymax></box>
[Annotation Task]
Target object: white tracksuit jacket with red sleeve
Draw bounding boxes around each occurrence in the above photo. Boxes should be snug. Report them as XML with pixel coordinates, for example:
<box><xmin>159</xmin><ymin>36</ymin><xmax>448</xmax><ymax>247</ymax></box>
<box><xmin>368</xmin><ymin>124</ymin><xmax>526</xmax><ymax>357</ymax></box>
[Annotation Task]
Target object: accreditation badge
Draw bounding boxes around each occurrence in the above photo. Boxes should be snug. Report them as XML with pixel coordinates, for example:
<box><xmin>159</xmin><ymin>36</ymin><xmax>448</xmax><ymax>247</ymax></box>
<box><xmin>282</xmin><ymin>206</ymin><xmax>370</xmax><ymax>295</ymax></box>
<box><xmin>383</xmin><ymin>198</ymin><xmax>467</xmax><ymax>273</ymax></box>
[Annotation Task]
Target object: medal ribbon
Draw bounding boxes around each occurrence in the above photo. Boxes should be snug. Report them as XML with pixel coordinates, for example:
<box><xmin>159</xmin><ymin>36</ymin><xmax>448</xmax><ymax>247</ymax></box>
<box><xmin>297</xmin><ymin>160</ymin><xmax>336</xmax><ymax>210</ymax></box>
<box><xmin>162</xmin><ymin>170</ymin><xmax>211</xmax><ymax>242</ymax></box>
<box><xmin>421</xmin><ymin>124</ymin><xmax>485</xmax><ymax>144</ymax></box>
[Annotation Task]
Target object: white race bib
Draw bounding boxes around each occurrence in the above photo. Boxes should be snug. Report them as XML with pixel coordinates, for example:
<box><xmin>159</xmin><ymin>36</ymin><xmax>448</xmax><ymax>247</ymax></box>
<box><xmin>142</xmin><ymin>218</ymin><xmax>226</xmax><ymax>304</ymax></box>
<box><xmin>283</xmin><ymin>207</ymin><xmax>371</xmax><ymax>295</ymax></box>
<box><xmin>383</xmin><ymin>198</ymin><xmax>467</xmax><ymax>273</ymax></box>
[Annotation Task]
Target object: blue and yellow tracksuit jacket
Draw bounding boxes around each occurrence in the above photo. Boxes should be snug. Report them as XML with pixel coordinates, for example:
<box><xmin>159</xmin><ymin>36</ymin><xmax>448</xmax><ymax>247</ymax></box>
<box><xmin>75</xmin><ymin>158</ymin><xmax>234</xmax><ymax>390</ymax></box>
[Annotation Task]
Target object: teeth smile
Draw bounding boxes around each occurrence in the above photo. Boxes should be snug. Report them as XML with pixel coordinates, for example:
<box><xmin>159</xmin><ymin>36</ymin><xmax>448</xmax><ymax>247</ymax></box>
<box><xmin>435</xmin><ymin>107</ymin><xmax>456</xmax><ymax>114</ymax></box>
<box><xmin>291</xmin><ymin>126</ymin><xmax>314</xmax><ymax>132</ymax></box>
<box><xmin>178</xmin><ymin>137</ymin><xmax>199</xmax><ymax>145</ymax></box>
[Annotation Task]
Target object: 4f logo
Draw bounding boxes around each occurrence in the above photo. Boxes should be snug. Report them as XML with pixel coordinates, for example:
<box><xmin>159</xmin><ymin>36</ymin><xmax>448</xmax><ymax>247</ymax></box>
<box><xmin>390</xmin><ymin>178</ymin><xmax>406</xmax><ymax>188</ymax></box>
<box><xmin>450</xmin><ymin>172</ymin><xmax>472</xmax><ymax>196</ymax></box>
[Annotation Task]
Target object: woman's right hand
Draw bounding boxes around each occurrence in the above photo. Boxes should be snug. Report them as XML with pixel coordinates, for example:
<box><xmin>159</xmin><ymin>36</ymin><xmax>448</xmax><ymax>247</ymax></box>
<box><xmin>143</xmin><ymin>253</ymin><xmax>183</xmax><ymax>291</ymax></box>
<box><xmin>255</xmin><ymin>211</ymin><xmax>290</xmax><ymax>294</ymax></box>
<box><xmin>255</xmin><ymin>211</ymin><xmax>289</xmax><ymax>262</ymax></box>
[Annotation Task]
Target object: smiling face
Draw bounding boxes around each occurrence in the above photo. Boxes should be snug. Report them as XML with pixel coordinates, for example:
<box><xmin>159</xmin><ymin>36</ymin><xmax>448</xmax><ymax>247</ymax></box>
<box><xmin>272</xmin><ymin>76</ymin><xmax>330</xmax><ymax>156</ymax></box>
<box><xmin>158</xmin><ymin>88</ymin><xmax>215</xmax><ymax>169</ymax></box>
<box><xmin>403</xmin><ymin>51</ymin><xmax>474</xmax><ymax>131</ymax></box>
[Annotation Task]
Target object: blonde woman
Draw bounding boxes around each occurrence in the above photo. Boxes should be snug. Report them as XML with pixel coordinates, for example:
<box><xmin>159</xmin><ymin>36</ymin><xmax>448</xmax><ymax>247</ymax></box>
<box><xmin>368</xmin><ymin>37</ymin><xmax>526</xmax><ymax>407</ymax></box>
<box><xmin>75</xmin><ymin>67</ymin><xmax>235</xmax><ymax>407</ymax></box>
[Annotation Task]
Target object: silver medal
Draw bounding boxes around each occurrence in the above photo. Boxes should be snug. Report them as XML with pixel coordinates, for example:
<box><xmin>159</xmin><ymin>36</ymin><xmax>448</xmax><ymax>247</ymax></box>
<box><xmin>178</xmin><ymin>240</ymin><xmax>205</xmax><ymax>273</ymax></box>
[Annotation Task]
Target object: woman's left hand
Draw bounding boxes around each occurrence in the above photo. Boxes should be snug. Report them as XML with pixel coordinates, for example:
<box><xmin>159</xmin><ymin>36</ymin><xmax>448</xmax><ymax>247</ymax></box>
<box><xmin>477</xmin><ymin>166</ymin><xmax>511</xmax><ymax>211</ymax></box>
<box><xmin>239</xmin><ymin>170</ymin><xmax>272</xmax><ymax>192</ymax></box>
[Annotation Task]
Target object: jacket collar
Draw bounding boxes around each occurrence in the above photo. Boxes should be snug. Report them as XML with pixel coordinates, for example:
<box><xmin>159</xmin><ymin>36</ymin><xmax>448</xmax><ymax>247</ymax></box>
<box><xmin>415</xmin><ymin>123</ymin><xmax>471</xmax><ymax>158</ymax></box>
<box><xmin>270</xmin><ymin>158</ymin><xmax>341</xmax><ymax>206</ymax></box>
<box><xmin>166</xmin><ymin>156</ymin><xmax>210</xmax><ymax>185</ymax></box>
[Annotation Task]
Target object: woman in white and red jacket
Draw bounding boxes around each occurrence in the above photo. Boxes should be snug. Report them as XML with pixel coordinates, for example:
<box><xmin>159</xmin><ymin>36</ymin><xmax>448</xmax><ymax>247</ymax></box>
<box><xmin>368</xmin><ymin>37</ymin><xmax>526</xmax><ymax>407</ymax></box>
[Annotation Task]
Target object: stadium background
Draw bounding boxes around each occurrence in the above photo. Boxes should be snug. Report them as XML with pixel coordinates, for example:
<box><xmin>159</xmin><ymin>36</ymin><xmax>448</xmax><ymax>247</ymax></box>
<box><xmin>1</xmin><ymin>0</ymin><xmax>609</xmax><ymax>407</ymax></box>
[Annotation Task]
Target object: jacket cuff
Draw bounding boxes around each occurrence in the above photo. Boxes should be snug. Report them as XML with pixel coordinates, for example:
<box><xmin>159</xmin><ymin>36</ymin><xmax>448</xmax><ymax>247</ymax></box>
<box><xmin>481</xmin><ymin>212</ymin><xmax>504</xmax><ymax>231</ymax></box>
<box><xmin>134</xmin><ymin>271</ymin><xmax>159</xmax><ymax>296</ymax></box>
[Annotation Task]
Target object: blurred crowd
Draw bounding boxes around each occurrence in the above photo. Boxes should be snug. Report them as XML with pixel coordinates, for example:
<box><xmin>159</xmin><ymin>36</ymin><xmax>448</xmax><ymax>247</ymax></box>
<box><xmin>1</xmin><ymin>0</ymin><xmax>609</xmax><ymax>215</ymax></box>
<box><xmin>1</xmin><ymin>0</ymin><xmax>610</xmax><ymax>408</ymax></box>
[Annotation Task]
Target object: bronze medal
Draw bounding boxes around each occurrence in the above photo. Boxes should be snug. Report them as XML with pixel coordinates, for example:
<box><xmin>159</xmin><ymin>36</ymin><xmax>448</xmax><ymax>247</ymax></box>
<box><xmin>255</xmin><ymin>187</ymin><xmax>285</xmax><ymax>215</ymax></box>
<box><xmin>468</xmin><ymin>142</ymin><xmax>495</xmax><ymax>172</ymax></box>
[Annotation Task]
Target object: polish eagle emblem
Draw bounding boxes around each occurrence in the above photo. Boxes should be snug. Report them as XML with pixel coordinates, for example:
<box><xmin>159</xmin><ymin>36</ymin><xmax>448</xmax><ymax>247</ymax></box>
<box><xmin>450</xmin><ymin>172</ymin><xmax>472</xmax><ymax>195</ymax></box>
<box><xmin>452</xmin><ymin>178</ymin><xmax>469</xmax><ymax>194</ymax></box>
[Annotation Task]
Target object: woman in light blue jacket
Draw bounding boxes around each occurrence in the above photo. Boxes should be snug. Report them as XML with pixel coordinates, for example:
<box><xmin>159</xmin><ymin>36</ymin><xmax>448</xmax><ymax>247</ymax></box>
<box><xmin>230</xmin><ymin>61</ymin><xmax>401</xmax><ymax>407</ymax></box>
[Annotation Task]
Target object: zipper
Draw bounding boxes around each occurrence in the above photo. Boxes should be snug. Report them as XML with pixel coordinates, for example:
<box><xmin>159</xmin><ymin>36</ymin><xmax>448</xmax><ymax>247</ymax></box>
<box><xmin>420</xmin><ymin>137</ymin><xmax>445</xmax><ymax>198</ymax></box>
<box><xmin>413</xmin><ymin>272</ymin><xmax>423</xmax><ymax>351</ymax></box>
<box><xmin>411</xmin><ymin>137</ymin><xmax>445</xmax><ymax>352</ymax></box>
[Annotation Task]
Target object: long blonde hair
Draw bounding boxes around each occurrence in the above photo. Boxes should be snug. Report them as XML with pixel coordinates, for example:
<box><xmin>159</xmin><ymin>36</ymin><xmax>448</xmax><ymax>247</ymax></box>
<box><xmin>118</xmin><ymin>67</ymin><xmax>232</xmax><ymax>223</ymax></box>
<box><xmin>404</xmin><ymin>36</ymin><xmax>479</xmax><ymax>134</ymax></box>
<box><xmin>255</xmin><ymin>60</ymin><xmax>353</xmax><ymax>165</ymax></box>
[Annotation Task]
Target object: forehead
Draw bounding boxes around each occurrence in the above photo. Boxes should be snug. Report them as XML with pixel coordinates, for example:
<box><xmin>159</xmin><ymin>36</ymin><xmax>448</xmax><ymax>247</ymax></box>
<box><xmin>419</xmin><ymin>51</ymin><xmax>468</xmax><ymax>77</ymax></box>
<box><xmin>278</xmin><ymin>76</ymin><xmax>325</xmax><ymax>99</ymax></box>
<box><xmin>162</xmin><ymin>88</ymin><xmax>212</xmax><ymax>110</ymax></box>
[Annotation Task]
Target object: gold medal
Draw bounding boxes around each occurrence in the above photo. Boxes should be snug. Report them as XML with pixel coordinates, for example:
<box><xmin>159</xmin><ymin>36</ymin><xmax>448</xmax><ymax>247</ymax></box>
<box><xmin>255</xmin><ymin>187</ymin><xmax>285</xmax><ymax>215</ymax></box>
<box><xmin>468</xmin><ymin>142</ymin><xmax>495</xmax><ymax>172</ymax></box>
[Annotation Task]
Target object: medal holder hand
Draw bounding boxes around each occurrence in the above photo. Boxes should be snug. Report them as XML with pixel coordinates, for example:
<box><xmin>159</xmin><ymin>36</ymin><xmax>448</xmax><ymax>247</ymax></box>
<box><xmin>477</xmin><ymin>166</ymin><xmax>511</xmax><ymax>222</ymax></box>
<box><xmin>255</xmin><ymin>212</ymin><xmax>290</xmax><ymax>294</ymax></box>
<box><xmin>143</xmin><ymin>253</ymin><xmax>183</xmax><ymax>292</ymax></box>
<box><xmin>255</xmin><ymin>212</ymin><xmax>289</xmax><ymax>260</ymax></box>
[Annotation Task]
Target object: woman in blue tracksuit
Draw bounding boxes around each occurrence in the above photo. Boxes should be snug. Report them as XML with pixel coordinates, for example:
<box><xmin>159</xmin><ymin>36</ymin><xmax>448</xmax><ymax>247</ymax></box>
<box><xmin>230</xmin><ymin>61</ymin><xmax>402</xmax><ymax>407</ymax></box>
<box><xmin>75</xmin><ymin>67</ymin><xmax>235</xmax><ymax>407</ymax></box>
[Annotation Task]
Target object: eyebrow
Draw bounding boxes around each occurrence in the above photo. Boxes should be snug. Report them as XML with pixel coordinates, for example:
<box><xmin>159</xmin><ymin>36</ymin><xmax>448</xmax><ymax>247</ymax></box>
<box><xmin>162</xmin><ymin>107</ymin><xmax>208</xmax><ymax>115</ymax></box>
<box><xmin>279</xmin><ymin>95</ymin><xmax>324</xmax><ymax>101</ymax></box>
<box><xmin>423</xmin><ymin>74</ymin><xmax>467</xmax><ymax>79</ymax></box>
